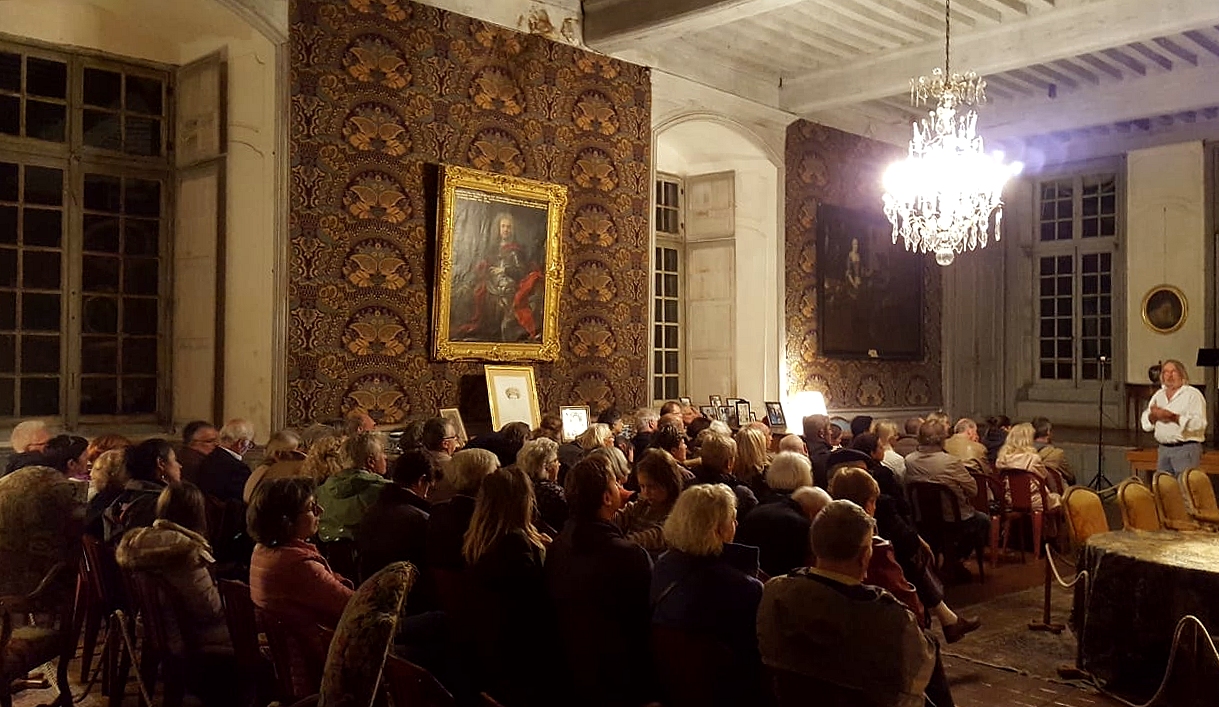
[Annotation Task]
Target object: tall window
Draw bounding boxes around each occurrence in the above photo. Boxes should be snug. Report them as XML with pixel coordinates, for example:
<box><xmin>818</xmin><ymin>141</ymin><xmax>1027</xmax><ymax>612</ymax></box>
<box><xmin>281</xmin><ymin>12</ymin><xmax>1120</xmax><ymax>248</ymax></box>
<box><xmin>653</xmin><ymin>174</ymin><xmax>682</xmax><ymax>401</ymax></box>
<box><xmin>0</xmin><ymin>41</ymin><xmax>170</xmax><ymax>424</ymax></box>
<box><xmin>1035</xmin><ymin>172</ymin><xmax>1118</xmax><ymax>383</ymax></box>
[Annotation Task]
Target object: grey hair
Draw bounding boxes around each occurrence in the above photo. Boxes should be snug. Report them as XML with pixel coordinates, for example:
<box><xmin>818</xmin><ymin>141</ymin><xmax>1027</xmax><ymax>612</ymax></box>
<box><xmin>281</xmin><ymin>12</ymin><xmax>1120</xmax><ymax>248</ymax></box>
<box><xmin>448</xmin><ymin>448</ymin><xmax>499</xmax><ymax>494</ymax></box>
<box><xmin>810</xmin><ymin>500</ymin><xmax>875</xmax><ymax>563</ymax></box>
<box><xmin>517</xmin><ymin>437</ymin><xmax>559</xmax><ymax>480</ymax></box>
<box><xmin>663</xmin><ymin>484</ymin><xmax>737</xmax><ymax>556</ymax></box>
<box><xmin>219</xmin><ymin>419</ymin><xmax>255</xmax><ymax>444</ymax></box>
<box><xmin>766</xmin><ymin>451</ymin><xmax>813</xmax><ymax>492</ymax></box>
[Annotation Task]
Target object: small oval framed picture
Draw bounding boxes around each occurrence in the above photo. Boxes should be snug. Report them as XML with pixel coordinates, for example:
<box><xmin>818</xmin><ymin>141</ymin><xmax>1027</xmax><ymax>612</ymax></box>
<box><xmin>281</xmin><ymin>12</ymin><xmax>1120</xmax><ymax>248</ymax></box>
<box><xmin>1141</xmin><ymin>285</ymin><xmax>1187</xmax><ymax>334</ymax></box>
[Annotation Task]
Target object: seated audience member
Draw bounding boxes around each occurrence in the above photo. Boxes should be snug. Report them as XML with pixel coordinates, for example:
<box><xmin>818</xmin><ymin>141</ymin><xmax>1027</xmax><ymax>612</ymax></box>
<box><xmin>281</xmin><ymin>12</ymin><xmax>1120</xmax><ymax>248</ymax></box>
<box><xmin>757</xmin><ymin>500</ymin><xmax>940</xmax><ymax>707</ymax></box>
<box><xmin>830</xmin><ymin>468</ymin><xmax>980</xmax><ymax>648</ymax></box>
<box><xmin>1032</xmin><ymin>417</ymin><xmax>1074</xmax><ymax>485</ymax></box>
<box><xmin>735</xmin><ymin>451</ymin><xmax>815</xmax><ymax>577</ymax></box>
<box><xmin>632</xmin><ymin>406</ymin><xmax>661</xmax><ymax>460</ymax></box>
<box><xmin>461</xmin><ymin>466</ymin><xmax>555</xmax><ymax>707</ymax></box>
<box><xmin>850</xmin><ymin>416</ymin><xmax>874</xmax><ymax>441</ymax></box>
<box><xmin>426</xmin><ymin>448</ymin><xmax>499</xmax><ymax>571</ymax></box>
<box><xmin>394</xmin><ymin>419</ymin><xmax>427</xmax><ymax>453</ymax></box>
<box><xmin>117</xmin><ymin>482</ymin><xmax>232</xmax><ymax>651</ymax></box>
<box><xmin>86</xmin><ymin>433</ymin><xmax>131</xmax><ymax>470</ymax></box>
<box><xmin>244</xmin><ymin>429</ymin><xmax>308</xmax><ymax>503</ymax></box>
<box><xmin>828</xmin><ymin>418</ymin><xmax>848</xmax><ymax>449</ymax></box>
<box><xmin>903</xmin><ymin>421</ymin><xmax>990</xmax><ymax>581</ymax></box>
<box><xmin>982</xmin><ymin>415</ymin><xmax>1011</xmax><ymax>465</ymax></box>
<box><xmin>996</xmin><ymin>422</ymin><xmax>1062</xmax><ymax>512</ymax></box>
<box><xmin>420</xmin><ymin>417</ymin><xmax>460</xmax><ymax>502</ymax></box>
<box><xmin>302</xmin><ymin>435</ymin><xmax>346</xmax><ymax>485</ymax></box>
<box><xmin>649</xmin><ymin>422</ymin><xmax>690</xmax><ymax>465</ymax></box>
<box><xmin>802</xmin><ymin>414</ymin><xmax>833</xmax><ymax>488</ymax></box>
<box><xmin>315</xmin><ymin>431</ymin><xmax>389</xmax><ymax>542</ymax></box>
<box><xmin>615</xmin><ymin>449</ymin><xmax>685</xmax><ymax>553</ymax></box>
<box><xmin>685</xmin><ymin>417</ymin><xmax>712</xmax><ymax>452</ymax></box>
<box><xmin>532</xmin><ymin>413</ymin><xmax>564</xmax><ymax>443</ymax></box>
<box><xmin>86</xmin><ymin>449</ymin><xmax>127</xmax><ymax>535</ymax></box>
<box><xmin>547</xmin><ymin>454</ymin><xmax>654</xmax><ymax>707</ymax></box>
<box><xmin>104</xmin><ymin>438</ymin><xmax>182</xmax><ymax>544</ymax></box>
<box><xmin>871</xmin><ymin>420</ymin><xmax>908</xmax><ymax>481</ymax></box>
<box><xmin>466</xmin><ymin>421</ymin><xmax>532</xmax><ymax>469</ymax></box>
<box><xmin>892</xmin><ymin>417</ymin><xmax>923</xmax><ymax>459</ymax></box>
<box><xmin>651</xmin><ymin>484</ymin><xmax>765</xmax><ymax>707</ymax></box>
<box><xmin>344</xmin><ymin>409</ymin><xmax>376</xmax><ymax>437</ymax></box>
<box><xmin>944</xmin><ymin>418</ymin><xmax>990</xmax><ymax>473</ymax></box>
<box><xmin>357</xmin><ymin>449</ymin><xmax>435</xmax><ymax>577</ymax></box>
<box><xmin>791</xmin><ymin>485</ymin><xmax>832</xmax><ymax>522</ymax></box>
<box><xmin>44</xmin><ymin>434</ymin><xmax>90</xmax><ymax>483</ymax></box>
<box><xmin>4</xmin><ymin>418</ymin><xmax>52</xmax><ymax>476</ymax></box>
<box><xmin>518</xmin><ymin>437</ymin><xmax>567</xmax><ymax>533</ymax></box>
<box><xmin>693</xmin><ymin>431</ymin><xmax>758</xmax><ymax>518</ymax></box>
<box><xmin>732</xmin><ymin>426</ymin><xmax>772</xmax><ymax>497</ymax></box>
<box><xmin>777</xmin><ymin>433</ymin><xmax>808</xmax><ymax>456</ymax></box>
<box><xmin>177</xmin><ymin>421</ymin><xmax>218</xmax><ymax>485</ymax></box>
<box><xmin>197</xmin><ymin>419</ymin><xmax>255</xmax><ymax>502</ymax></box>
<box><xmin>248</xmin><ymin>477</ymin><xmax>353</xmax><ymax>628</ymax></box>
<box><xmin>597</xmin><ymin>407</ymin><xmax>625</xmax><ymax>435</ymax></box>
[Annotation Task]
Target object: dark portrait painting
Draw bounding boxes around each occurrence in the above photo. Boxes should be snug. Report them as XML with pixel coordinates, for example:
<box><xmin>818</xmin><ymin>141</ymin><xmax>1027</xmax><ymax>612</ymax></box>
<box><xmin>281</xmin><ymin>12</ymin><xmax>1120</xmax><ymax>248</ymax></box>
<box><xmin>1142</xmin><ymin>285</ymin><xmax>1186</xmax><ymax>334</ymax></box>
<box><xmin>817</xmin><ymin>203</ymin><xmax>923</xmax><ymax>360</ymax></box>
<box><xmin>448</xmin><ymin>194</ymin><xmax>549</xmax><ymax>343</ymax></box>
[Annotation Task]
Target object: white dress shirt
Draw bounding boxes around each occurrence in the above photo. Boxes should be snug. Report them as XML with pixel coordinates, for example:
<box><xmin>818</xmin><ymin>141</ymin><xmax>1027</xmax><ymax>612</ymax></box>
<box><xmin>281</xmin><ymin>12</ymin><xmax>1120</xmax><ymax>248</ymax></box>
<box><xmin>1141</xmin><ymin>384</ymin><xmax>1207</xmax><ymax>444</ymax></box>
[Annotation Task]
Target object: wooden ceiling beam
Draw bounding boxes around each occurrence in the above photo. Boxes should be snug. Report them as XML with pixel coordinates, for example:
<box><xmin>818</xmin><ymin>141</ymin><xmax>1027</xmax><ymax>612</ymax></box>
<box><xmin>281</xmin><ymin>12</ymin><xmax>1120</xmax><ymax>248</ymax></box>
<box><xmin>584</xmin><ymin>0</ymin><xmax>809</xmax><ymax>53</ymax></box>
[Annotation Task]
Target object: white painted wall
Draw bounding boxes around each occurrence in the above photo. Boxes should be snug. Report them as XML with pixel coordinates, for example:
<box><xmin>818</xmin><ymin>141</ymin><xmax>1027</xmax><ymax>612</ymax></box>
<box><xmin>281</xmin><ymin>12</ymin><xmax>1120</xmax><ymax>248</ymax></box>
<box><xmin>1125</xmin><ymin>142</ymin><xmax>1207</xmax><ymax>383</ymax></box>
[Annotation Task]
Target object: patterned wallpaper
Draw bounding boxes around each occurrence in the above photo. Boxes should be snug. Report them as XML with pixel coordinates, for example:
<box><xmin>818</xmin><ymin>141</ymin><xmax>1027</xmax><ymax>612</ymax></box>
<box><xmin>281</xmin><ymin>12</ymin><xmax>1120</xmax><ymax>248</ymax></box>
<box><xmin>784</xmin><ymin>120</ymin><xmax>943</xmax><ymax>409</ymax></box>
<box><xmin>288</xmin><ymin>0</ymin><xmax>652</xmax><ymax>427</ymax></box>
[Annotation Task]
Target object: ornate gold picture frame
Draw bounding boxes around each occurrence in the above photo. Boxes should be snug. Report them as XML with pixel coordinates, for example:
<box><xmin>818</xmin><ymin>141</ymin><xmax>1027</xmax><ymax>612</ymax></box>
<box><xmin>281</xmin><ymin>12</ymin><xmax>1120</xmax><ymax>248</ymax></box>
<box><xmin>433</xmin><ymin>165</ymin><xmax>567</xmax><ymax>361</ymax></box>
<box><xmin>1141</xmin><ymin>284</ymin><xmax>1187</xmax><ymax>334</ymax></box>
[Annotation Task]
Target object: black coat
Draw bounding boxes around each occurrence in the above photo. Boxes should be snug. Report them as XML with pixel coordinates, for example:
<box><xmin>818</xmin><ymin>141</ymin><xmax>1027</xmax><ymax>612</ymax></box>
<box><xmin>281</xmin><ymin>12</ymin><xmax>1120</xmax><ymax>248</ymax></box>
<box><xmin>196</xmin><ymin>448</ymin><xmax>251</xmax><ymax>502</ymax></box>
<box><xmin>546</xmin><ymin>518</ymin><xmax>654</xmax><ymax>707</ymax></box>
<box><xmin>425</xmin><ymin>494</ymin><xmax>476</xmax><ymax>571</ymax></box>
<box><xmin>807</xmin><ymin>440</ymin><xmax>833</xmax><ymax>489</ymax></box>
<box><xmin>356</xmin><ymin>485</ymin><xmax>429</xmax><ymax>577</ymax></box>
<box><xmin>734</xmin><ymin>495</ymin><xmax>811</xmax><ymax>578</ymax></box>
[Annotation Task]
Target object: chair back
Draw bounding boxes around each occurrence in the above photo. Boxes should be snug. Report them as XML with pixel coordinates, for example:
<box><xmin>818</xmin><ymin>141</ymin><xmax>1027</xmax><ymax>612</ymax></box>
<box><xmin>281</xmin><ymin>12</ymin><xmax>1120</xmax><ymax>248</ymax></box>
<box><xmin>1183</xmin><ymin>469</ymin><xmax>1219</xmax><ymax>522</ymax></box>
<box><xmin>969</xmin><ymin>472</ymin><xmax>1004</xmax><ymax>516</ymax></box>
<box><xmin>906</xmin><ymin>482</ymin><xmax>961</xmax><ymax>557</ymax></box>
<box><xmin>1061</xmin><ymin>486</ymin><xmax>1109</xmax><ymax>548</ymax></box>
<box><xmin>382</xmin><ymin>653</ymin><xmax>455</xmax><ymax>707</ymax></box>
<box><xmin>1153</xmin><ymin>471</ymin><xmax>1200</xmax><ymax>530</ymax></box>
<box><xmin>218</xmin><ymin>578</ymin><xmax>277</xmax><ymax>704</ymax></box>
<box><xmin>82</xmin><ymin>534</ymin><xmax>128</xmax><ymax>611</ymax></box>
<box><xmin>652</xmin><ymin>624</ymin><xmax>753</xmax><ymax>707</ymax></box>
<box><xmin>127</xmin><ymin>570</ymin><xmax>198</xmax><ymax>660</ymax></box>
<box><xmin>998</xmin><ymin>468</ymin><xmax>1049</xmax><ymax>514</ymax></box>
<box><xmin>1118</xmin><ymin>478</ymin><xmax>1162</xmax><ymax>531</ymax></box>
<box><xmin>1043</xmin><ymin>468</ymin><xmax>1066</xmax><ymax>495</ymax></box>
<box><xmin>259</xmin><ymin>608</ymin><xmax>329</xmax><ymax>702</ymax></box>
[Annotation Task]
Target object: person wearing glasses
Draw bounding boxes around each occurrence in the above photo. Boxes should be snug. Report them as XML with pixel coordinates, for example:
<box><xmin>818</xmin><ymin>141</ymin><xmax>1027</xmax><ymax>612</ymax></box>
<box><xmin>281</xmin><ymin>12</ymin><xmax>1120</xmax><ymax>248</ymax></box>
<box><xmin>3</xmin><ymin>418</ymin><xmax>52</xmax><ymax>477</ymax></box>
<box><xmin>177</xmin><ymin>420</ymin><xmax>220</xmax><ymax>485</ymax></box>
<box><xmin>422</xmin><ymin>417</ymin><xmax>461</xmax><ymax>503</ymax></box>
<box><xmin>1142</xmin><ymin>359</ymin><xmax>1208</xmax><ymax>477</ymax></box>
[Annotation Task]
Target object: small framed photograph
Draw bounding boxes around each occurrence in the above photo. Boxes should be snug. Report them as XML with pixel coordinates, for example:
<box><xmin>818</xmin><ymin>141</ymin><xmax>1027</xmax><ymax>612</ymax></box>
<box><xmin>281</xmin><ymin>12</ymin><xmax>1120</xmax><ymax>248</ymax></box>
<box><xmin>764</xmin><ymin>401</ymin><xmax>787</xmax><ymax>429</ymax></box>
<box><xmin>699</xmin><ymin>404</ymin><xmax>717</xmax><ymax>420</ymax></box>
<box><xmin>438</xmin><ymin>407</ymin><xmax>468</xmax><ymax>446</ymax></box>
<box><xmin>679</xmin><ymin>396</ymin><xmax>692</xmax><ymax>406</ymax></box>
<box><xmin>735</xmin><ymin>401</ymin><xmax>751</xmax><ymax>427</ymax></box>
<box><xmin>484</xmin><ymin>364</ymin><xmax>541</xmax><ymax>430</ymax></box>
<box><xmin>709</xmin><ymin>395</ymin><xmax>723</xmax><ymax>407</ymax></box>
<box><xmin>720</xmin><ymin>405</ymin><xmax>735</xmax><ymax>427</ymax></box>
<box><xmin>726</xmin><ymin>398</ymin><xmax>741</xmax><ymax>408</ymax></box>
<box><xmin>749</xmin><ymin>411</ymin><xmax>757</xmax><ymax>422</ymax></box>
<box><xmin>560</xmin><ymin>405</ymin><xmax>591</xmax><ymax>442</ymax></box>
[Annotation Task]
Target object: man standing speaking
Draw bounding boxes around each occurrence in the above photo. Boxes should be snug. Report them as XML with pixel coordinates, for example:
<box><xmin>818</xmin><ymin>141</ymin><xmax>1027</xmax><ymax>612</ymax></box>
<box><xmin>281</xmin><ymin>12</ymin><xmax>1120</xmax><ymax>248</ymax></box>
<box><xmin>1141</xmin><ymin>359</ymin><xmax>1208</xmax><ymax>474</ymax></box>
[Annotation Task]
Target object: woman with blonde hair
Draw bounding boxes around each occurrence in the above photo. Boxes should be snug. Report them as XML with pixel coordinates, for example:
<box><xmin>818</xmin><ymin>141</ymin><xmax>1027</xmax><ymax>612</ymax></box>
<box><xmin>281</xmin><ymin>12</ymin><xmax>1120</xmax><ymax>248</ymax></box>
<box><xmin>85</xmin><ymin>448</ymin><xmax>127</xmax><ymax>535</ymax></box>
<box><xmin>651</xmin><ymin>484</ymin><xmax>764</xmax><ymax>706</ymax></box>
<box><xmin>614</xmin><ymin>448</ymin><xmax>685</xmax><ymax>553</ymax></box>
<box><xmin>997</xmin><ymin>422</ymin><xmax>1061</xmax><ymax>512</ymax></box>
<box><xmin>302</xmin><ymin>435</ymin><xmax>347</xmax><ymax>485</ymax></box>
<box><xmin>517</xmin><ymin>437</ymin><xmax>566</xmax><ymax>532</ymax></box>
<box><xmin>871</xmin><ymin>419</ymin><xmax>907</xmax><ymax>480</ymax></box>
<box><xmin>461</xmin><ymin>466</ymin><xmax>554</xmax><ymax>706</ymax></box>
<box><xmin>732</xmin><ymin>426</ymin><xmax>771</xmax><ymax>495</ymax></box>
<box><xmin>244</xmin><ymin>429</ymin><xmax>309</xmax><ymax>502</ymax></box>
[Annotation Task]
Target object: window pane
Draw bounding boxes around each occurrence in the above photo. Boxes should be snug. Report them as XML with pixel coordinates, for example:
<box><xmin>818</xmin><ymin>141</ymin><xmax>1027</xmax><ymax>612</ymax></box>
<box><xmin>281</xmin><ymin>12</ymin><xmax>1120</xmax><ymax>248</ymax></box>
<box><xmin>664</xmin><ymin>325</ymin><xmax>677</xmax><ymax>349</ymax></box>
<box><xmin>123</xmin><ymin>298</ymin><xmax>157</xmax><ymax>334</ymax></box>
<box><xmin>663</xmin><ymin>298</ymin><xmax>677</xmax><ymax>322</ymax></box>
<box><xmin>663</xmin><ymin>273</ymin><xmax>677</xmax><ymax>297</ymax></box>
<box><xmin>0</xmin><ymin>163</ymin><xmax>16</xmax><ymax>201</ymax></box>
<box><xmin>1057</xmin><ymin>363</ymin><xmax>1072</xmax><ymax>379</ymax></box>
<box><xmin>84</xmin><ymin>215</ymin><xmax>120</xmax><ymax>252</ymax></box>
<box><xmin>653</xmin><ymin>378</ymin><xmax>664</xmax><ymax>400</ymax></box>
<box><xmin>21</xmin><ymin>335</ymin><xmax>58</xmax><ymax>373</ymax></box>
<box><xmin>0</xmin><ymin>334</ymin><xmax>12</xmax><ymax>372</ymax></box>
<box><xmin>0</xmin><ymin>247</ymin><xmax>14</xmax><ymax>287</ymax></box>
<box><xmin>0</xmin><ymin>96</ymin><xmax>17</xmax><ymax>135</ymax></box>
<box><xmin>123</xmin><ymin>257</ymin><xmax>158</xmax><ymax>295</ymax></box>
<box><xmin>125</xmin><ymin>76</ymin><xmax>164</xmax><ymax>115</ymax></box>
<box><xmin>0</xmin><ymin>378</ymin><xmax>11</xmax><ymax>415</ymax></box>
<box><xmin>122</xmin><ymin>338</ymin><xmax>157</xmax><ymax>374</ymax></box>
<box><xmin>121</xmin><ymin>377</ymin><xmax>157</xmax><ymax>414</ymax></box>
<box><xmin>25</xmin><ymin>101</ymin><xmax>66</xmax><ymax>142</ymax></box>
<box><xmin>1040</xmin><ymin>362</ymin><xmax>1055</xmax><ymax>379</ymax></box>
<box><xmin>654</xmin><ymin>351</ymin><xmax>663</xmax><ymax>372</ymax></box>
<box><xmin>124</xmin><ymin>219</ymin><xmax>159</xmax><ymax>255</ymax></box>
<box><xmin>25</xmin><ymin>166</ymin><xmax>62</xmax><ymax>206</ymax></box>
<box><xmin>124</xmin><ymin>117</ymin><xmax>161</xmax><ymax>156</ymax></box>
<box><xmin>25</xmin><ymin>58</ymin><xmax>66</xmax><ymax>99</ymax></box>
<box><xmin>82</xmin><ymin>296</ymin><xmax>118</xmax><ymax>334</ymax></box>
<box><xmin>83</xmin><ymin>109</ymin><xmax>123</xmax><ymax>150</ymax></box>
<box><xmin>653</xmin><ymin>324</ymin><xmax>662</xmax><ymax>347</ymax></box>
<box><xmin>81</xmin><ymin>336</ymin><xmax>117</xmax><ymax>374</ymax></box>
<box><xmin>83</xmin><ymin>255</ymin><xmax>120</xmax><ymax>292</ymax></box>
<box><xmin>22</xmin><ymin>208</ymin><xmax>60</xmax><ymax>247</ymax></box>
<box><xmin>22</xmin><ymin>250</ymin><xmax>60</xmax><ymax>289</ymax></box>
<box><xmin>80</xmin><ymin>377</ymin><xmax>117</xmax><ymax>415</ymax></box>
<box><xmin>0</xmin><ymin>291</ymin><xmax>12</xmax><ymax>330</ymax></box>
<box><xmin>664</xmin><ymin>377</ymin><xmax>678</xmax><ymax>400</ymax></box>
<box><xmin>83</xmin><ymin>68</ymin><xmax>122</xmax><ymax>109</ymax></box>
<box><xmin>20</xmin><ymin>376</ymin><xmax>59</xmax><ymax>415</ymax></box>
<box><xmin>0</xmin><ymin>206</ymin><xmax>14</xmax><ymax>244</ymax></box>
<box><xmin>664</xmin><ymin>248</ymin><xmax>677</xmax><ymax>271</ymax></box>
<box><xmin>84</xmin><ymin>174</ymin><xmax>122</xmax><ymax>213</ymax></box>
<box><xmin>126</xmin><ymin>179</ymin><xmax>161</xmax><ymax>217</ymax></box>
<box><xmin>0</xmin><ymin>52</ymin><xmax>19</xmax><ymax>92</ymax></box>
<box><xmin>22</xmin><ymin>292</ymin><xmax>59</xmax><ymax>330</ymax></box>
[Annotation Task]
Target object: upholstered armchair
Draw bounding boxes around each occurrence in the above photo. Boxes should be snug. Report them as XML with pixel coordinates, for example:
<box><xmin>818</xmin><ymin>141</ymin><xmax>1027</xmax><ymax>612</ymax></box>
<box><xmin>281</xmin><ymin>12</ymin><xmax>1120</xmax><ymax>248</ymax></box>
<box><xmin>1182</xmin><ymin>469</ymin><xmax>1219</xmax><ymax>525</ymax></box>
<box><xmin>1118</xmin><ymin>478</ymin><xmax>1162</xmax><ymax>531</ymax></box>
<box><xmin>1061</xmin><ymin>486</ymin><xmax>1109</xmax><ymax>552</ymax></box>
<box><xmin>1153</xmin><ymin>472</ymin><xmax>1203</xmax><ymax>531</ymax></box>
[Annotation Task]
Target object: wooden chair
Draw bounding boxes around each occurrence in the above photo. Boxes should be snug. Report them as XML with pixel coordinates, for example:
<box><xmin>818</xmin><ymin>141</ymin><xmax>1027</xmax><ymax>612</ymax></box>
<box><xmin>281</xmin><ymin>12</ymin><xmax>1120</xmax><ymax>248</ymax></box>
<box><xmin>0</xmin><ymin>562</ymin><xmax>77</xmax><ymax>707</ymax></box>
<box><xmin>1153</xmin><ymin>471</ymin><xmax>1203</xmax><ymax>531</ymax></box>
<box><xmin>259</xmin><ymin>609</ymin><xmax>331</xmax><ymax>703</ymax></box>
<box><xmin>906</xmin><ymin>481</ymin><xmax>986</xmax><ymax>582</ymax></box>
<box><xmin>381</xmin><ymin>653</ymin><xmax>455</xmax><ymax>707</ymax></box>
<box><xmin>969</xmin><ymin>471</ymin><xmax>1006</xmax><ymax>568</ymax></box>
<box><xmin>127</xmin><ymin>570</ymin><xmax>216</xmax><ymax>707</ymax></box>
<box><xmin>998</xmin><ymin>468</ymin><xmax>1052</xmax><ymax>561</ymax></box>
<box><xmin>218</xmin><ymin>579</ymin><xmax>277</xmax><ymax>706</ymax></box>
<box><xmin>1182</xmin><ymin>469</ymin><xmax>1219</xmax><ymax>524</ymax></box>
<box><xmin>1118</xmin><ymin>477</ymin><xmax>1162</xmax><ymax>531</ymax></box>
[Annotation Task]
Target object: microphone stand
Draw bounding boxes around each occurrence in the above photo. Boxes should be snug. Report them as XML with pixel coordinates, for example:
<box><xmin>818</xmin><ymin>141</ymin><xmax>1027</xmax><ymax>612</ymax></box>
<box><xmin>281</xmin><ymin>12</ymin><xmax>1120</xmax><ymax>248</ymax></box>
<box><xmin>1090</xmin><ymin>356</ymin><xmax>1114</xmax><ymax>490</ymax></box>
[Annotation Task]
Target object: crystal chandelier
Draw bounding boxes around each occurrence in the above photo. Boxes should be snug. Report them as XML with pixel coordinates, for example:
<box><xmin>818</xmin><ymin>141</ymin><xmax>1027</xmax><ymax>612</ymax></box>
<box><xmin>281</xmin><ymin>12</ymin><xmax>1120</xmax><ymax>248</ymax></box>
<box><xmin>881</xmin><ymin>0</ymin><xmax>1022</xmax><ymax>266</ymax></box>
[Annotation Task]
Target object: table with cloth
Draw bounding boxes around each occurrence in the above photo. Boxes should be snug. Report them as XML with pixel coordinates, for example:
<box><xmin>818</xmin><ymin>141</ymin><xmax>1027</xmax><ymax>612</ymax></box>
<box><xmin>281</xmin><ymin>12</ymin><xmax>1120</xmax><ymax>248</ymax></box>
<box><xmin>1080</xmin><ymin>530</ymin><xmax>1219</xmax><ymax>703</ymax></box>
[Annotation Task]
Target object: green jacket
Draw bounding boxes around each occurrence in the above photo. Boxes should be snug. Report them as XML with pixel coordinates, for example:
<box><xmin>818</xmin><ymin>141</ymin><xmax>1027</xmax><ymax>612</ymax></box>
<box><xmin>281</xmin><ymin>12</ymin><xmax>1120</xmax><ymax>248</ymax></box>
<box><xmin>315</xmin><ymin>468</ymin><xmax>389</xmax><ymax>542</ymax></box>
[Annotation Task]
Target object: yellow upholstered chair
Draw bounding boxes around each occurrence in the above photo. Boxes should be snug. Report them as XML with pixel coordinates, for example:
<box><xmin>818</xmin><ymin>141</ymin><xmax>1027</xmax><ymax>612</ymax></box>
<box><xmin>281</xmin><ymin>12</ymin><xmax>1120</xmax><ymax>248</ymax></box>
<box><xmin>1061</xmin><ymin>486</ymin><xmax>1109</xmax><ymax>551</ymax></box>
<box><xmin>1182</xmin><ymin>469</ymin><xmax>1219</xmax><ymax>524</ymax></box>
<box><xmin>1153</xmin><ymin>472</ymin><xmax>1202</xmax><ymax>531</ymax></box>
<box><xmin>1118</xmin><ymin>477</ymin><xmax>1162</xmax><ymax>531</ymax></box>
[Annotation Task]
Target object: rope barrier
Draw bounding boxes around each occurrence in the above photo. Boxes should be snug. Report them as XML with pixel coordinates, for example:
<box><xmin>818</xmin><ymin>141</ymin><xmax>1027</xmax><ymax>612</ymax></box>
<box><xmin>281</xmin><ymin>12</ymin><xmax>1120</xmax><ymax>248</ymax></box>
<box><xmin>113</xmin><ymin>609</ymin><xmax>154</xmax><ymax>707</ymax></box>
<box><xmin>1044</xmin><ymin>544</ymin><xmax>1088</xmax><ymax>588</ymax></box>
